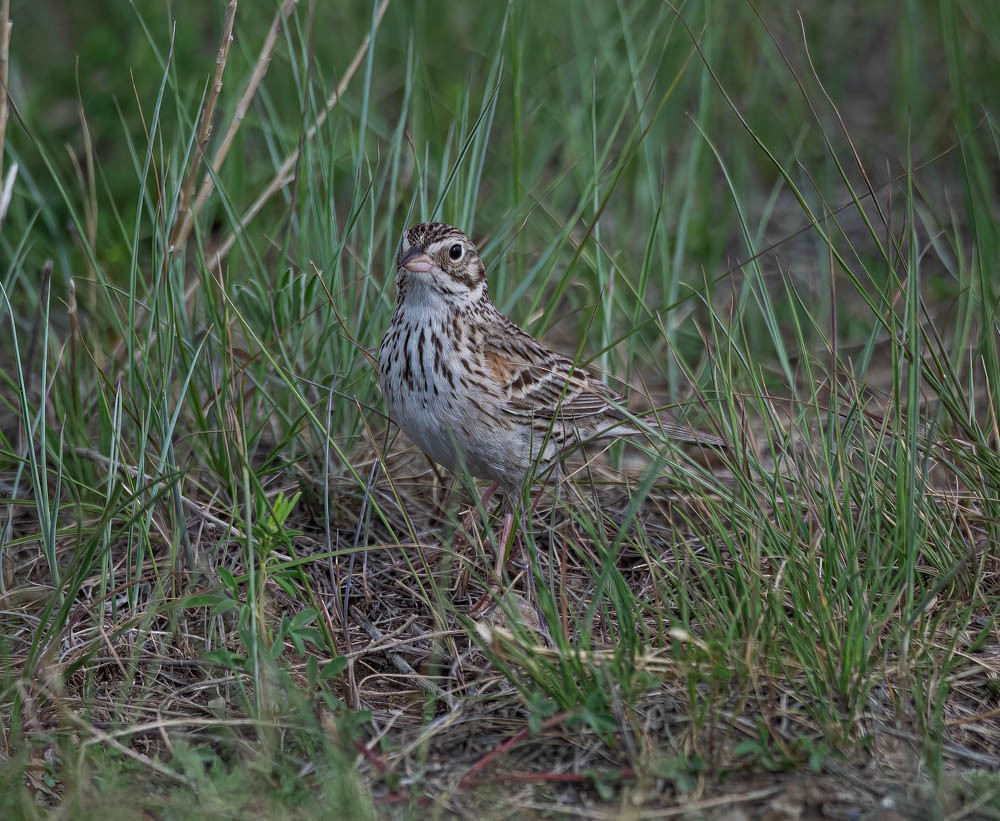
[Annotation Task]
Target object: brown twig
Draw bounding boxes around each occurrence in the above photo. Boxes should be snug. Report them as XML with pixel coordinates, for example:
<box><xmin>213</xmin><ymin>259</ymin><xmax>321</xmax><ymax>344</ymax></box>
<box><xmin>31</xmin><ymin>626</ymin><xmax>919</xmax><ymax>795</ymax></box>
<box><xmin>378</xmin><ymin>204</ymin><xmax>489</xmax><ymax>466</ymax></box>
<box><xmin>202</xmin><ymin>0</ymin><xmax>392</xmax><ymax>275</ymax></box>
<box><xmin>113</xmin><ymin>0</ymin><xmax>391</xmax><ymax>369</ymax></box>
<box><xmin>171</xmin><ymin>0</ymin><xmax>239</xmax><ymax>250</ymax></box>
<box><xmin>459</xmin><ymin>712</ymin><xmax>569</xmax><ymax>788</ymax></box>
<box><xmin>478</xmin><ymin>769</ymin><xmax>637</xmax><ymax>785</ymax></box>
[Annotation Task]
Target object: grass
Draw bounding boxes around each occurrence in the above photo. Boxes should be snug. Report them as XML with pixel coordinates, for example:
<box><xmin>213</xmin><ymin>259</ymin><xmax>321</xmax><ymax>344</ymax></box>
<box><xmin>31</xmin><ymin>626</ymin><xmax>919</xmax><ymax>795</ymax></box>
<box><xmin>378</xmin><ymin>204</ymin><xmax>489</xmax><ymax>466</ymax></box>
<box><xmin>2</xmin><ymin>0</ymin><xmax>999</xmax><ymax>817</ymax></box>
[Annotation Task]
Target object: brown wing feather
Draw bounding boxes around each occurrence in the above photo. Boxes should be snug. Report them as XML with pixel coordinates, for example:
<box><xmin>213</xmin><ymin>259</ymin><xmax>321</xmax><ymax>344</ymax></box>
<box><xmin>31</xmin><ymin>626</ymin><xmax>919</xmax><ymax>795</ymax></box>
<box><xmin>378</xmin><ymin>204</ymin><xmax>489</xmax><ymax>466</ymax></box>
<box><xmin>486</xmin><ymin>316</ymin><xmax>626</xmax><ymax>422</ymax></box>
<box><xmin>484</xmin><ymin>314</ymin><xmax>727</xmax><ymax>447</ymax></box>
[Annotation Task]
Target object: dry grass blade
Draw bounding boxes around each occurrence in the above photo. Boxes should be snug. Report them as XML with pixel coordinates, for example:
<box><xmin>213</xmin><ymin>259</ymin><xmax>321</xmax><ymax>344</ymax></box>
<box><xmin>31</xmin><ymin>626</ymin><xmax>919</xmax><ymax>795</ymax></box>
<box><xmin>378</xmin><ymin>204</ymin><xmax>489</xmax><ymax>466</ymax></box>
<box><xmin>0</xmin><ymin>0</ymin><xmax>9</xmax><ymax>164</ymax></box>
<box><xmin>203</xmin><ymin>0</ymin><xmax>392</xmax><ymax>274</ymax></box>
<box><xmin>171</xmin><ymin>0</ymin><xmax>239</xmax><ymax>249</ymax></box>
<box><xmin>475</xmin><ymin>623</ymin><xmax>702</xmax><ymax>678</ymax></box>
<box><xmin>180</xmin><ymin>0</ymin><xmax>296</xmax><ymax>248</ymax></box>
<box><xmin>0</xmin><ymin>0</ymin><xmax>13</xmax><ymax>225</ymax></box>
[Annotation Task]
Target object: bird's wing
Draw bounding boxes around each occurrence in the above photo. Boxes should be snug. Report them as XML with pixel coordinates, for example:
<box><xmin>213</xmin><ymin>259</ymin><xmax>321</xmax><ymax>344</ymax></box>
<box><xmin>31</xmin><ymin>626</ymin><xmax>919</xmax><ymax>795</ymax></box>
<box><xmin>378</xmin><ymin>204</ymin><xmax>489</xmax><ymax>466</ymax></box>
<box><xmin>484</xmin><ymin>316</ymin><xmax>626</xmax><ymax>422</ymax></box>
<box><xmin>483</xmin><ymin>314</ymin><xmax>727</xmax><ymax>447</ymax></box>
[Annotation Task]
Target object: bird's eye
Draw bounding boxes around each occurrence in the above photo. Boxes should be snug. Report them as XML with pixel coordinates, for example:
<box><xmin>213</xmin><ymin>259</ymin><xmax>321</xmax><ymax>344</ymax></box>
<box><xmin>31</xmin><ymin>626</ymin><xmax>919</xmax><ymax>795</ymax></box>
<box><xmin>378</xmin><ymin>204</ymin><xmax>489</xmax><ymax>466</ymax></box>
<box><xmin>448</xmin><ymin>243</ymin><xmax>464</xmax><ymax>261</ymax></box>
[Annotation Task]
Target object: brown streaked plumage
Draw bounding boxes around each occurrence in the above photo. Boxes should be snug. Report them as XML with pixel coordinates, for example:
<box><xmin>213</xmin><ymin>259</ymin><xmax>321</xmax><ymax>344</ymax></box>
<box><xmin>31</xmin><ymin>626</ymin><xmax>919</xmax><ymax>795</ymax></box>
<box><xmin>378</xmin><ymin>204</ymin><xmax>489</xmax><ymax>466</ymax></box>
<box><xmin>377</xmin><ymin>222</ymin><xmax>724</xmax><ymax>495</ymax></box>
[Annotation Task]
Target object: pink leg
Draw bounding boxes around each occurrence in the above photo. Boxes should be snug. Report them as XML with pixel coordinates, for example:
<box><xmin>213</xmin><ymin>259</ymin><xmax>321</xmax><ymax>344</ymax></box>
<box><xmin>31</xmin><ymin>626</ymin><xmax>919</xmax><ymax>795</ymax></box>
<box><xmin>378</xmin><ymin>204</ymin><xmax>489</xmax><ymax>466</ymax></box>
<box><xmin>478</xmin><ymin>482</ymin><xmax>500</xmax><ymax>510</ymax></box>
<box><xmin>494</xmin><ymin>509</ymin><xmax>515</xmax><ymax>578</ymax></box>
<box><xmin>469</xmin><ymin>504</ymin><xmax>519</xmax><ymax>617</ymax></box>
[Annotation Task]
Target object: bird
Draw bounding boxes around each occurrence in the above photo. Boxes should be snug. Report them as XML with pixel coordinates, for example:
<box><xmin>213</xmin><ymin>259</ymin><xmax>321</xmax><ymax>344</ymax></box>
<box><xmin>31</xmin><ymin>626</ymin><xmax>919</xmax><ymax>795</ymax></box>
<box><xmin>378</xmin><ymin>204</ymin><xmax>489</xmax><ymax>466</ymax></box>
<box><xmin>377</xmin><ymin>221</ymin><xmax>724</xmax><ymax>506</ymax></box>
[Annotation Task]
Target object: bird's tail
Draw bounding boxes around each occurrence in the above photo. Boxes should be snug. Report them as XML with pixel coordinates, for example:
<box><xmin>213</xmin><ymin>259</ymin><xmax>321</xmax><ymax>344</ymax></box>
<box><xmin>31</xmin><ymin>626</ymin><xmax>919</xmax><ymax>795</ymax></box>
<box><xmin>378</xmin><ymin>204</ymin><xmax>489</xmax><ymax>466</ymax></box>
<box><xmin>633</xmin><ymin>413</ymin><xmax>727</xmax><ymax>448</ymax></box>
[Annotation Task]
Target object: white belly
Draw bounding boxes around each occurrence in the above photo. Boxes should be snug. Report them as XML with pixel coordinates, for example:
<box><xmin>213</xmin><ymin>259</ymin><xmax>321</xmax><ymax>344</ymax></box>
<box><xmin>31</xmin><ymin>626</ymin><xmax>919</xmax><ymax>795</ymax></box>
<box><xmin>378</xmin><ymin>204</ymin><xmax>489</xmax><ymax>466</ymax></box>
<box><xmin>377</xmin><ymin>314</ymin><xmax>536</xmax><ymax>489</ymax></box>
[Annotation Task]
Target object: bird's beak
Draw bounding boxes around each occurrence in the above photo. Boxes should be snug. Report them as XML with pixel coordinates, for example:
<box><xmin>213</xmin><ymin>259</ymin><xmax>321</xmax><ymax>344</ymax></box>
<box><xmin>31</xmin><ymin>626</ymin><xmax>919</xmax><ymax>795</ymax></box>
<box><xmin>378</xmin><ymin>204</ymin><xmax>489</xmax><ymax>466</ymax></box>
<box><xmin>400</xmin><ymin>244</ymin><xmax>434</xmax><ymax>274</ymax></box>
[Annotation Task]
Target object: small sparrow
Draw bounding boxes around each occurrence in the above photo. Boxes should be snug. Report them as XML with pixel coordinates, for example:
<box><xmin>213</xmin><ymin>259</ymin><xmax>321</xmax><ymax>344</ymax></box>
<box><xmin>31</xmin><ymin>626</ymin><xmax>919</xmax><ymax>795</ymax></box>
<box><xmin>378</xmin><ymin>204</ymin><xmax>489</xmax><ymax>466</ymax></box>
<box><xmin>377</xmin><ymin>222</ymin><xmax>723</xmax><ymax>498</ymax></box>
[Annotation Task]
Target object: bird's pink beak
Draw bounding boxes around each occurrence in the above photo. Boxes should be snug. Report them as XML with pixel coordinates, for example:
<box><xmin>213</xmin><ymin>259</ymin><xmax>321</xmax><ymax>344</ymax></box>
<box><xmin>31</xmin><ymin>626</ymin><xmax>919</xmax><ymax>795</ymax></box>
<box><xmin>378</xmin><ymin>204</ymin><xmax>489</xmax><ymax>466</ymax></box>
<box><xmin>400</xmin><ymin>245</ymin><xmax>434</xmax><ymax>274</ymax></box>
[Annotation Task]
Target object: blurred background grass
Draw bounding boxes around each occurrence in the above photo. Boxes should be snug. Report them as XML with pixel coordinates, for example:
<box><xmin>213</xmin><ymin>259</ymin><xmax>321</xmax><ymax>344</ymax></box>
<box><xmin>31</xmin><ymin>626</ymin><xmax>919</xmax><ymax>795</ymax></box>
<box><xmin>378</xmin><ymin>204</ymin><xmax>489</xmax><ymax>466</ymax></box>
<box><xmin>7</xmin><ymin>0</ymin><xmax>994</xmax><ymax>394</ymax></box>
<box><xmin>9</xmin><ymin>1</ymin><xmax>989</xmax><ymax>285</ymax></box>
<box><xmin>2</xmin><ymin>0</ymin><xmax>999</xmax><ymax>816</ymax></box>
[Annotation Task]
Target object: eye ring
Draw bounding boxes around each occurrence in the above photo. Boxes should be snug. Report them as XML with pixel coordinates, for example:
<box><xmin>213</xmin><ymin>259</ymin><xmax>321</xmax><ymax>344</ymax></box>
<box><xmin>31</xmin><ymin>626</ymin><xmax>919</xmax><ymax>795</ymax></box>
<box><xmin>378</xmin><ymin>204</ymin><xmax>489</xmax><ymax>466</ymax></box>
<box><xmin>448</xmin><ymin>243</ymin><xmax>464</xmax><ymax>261</ymax></box>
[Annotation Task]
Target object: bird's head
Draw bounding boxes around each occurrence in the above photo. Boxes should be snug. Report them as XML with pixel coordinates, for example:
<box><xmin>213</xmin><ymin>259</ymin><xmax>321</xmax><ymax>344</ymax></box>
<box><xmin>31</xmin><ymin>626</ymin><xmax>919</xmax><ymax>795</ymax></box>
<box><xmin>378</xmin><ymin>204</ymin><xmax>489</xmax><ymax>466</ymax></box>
<box><xmin>394</xmin><ymin>222</ymin><xmax>487</xmax><ymax>307</ymax></box>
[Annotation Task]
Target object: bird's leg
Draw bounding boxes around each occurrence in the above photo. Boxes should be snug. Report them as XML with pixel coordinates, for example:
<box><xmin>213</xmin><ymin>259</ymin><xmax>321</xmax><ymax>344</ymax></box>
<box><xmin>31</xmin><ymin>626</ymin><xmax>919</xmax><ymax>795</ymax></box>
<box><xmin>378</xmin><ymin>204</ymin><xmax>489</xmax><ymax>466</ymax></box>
<box><xmin>478</xmin><ymin>482</ymin><xmax>500</xmax><ymax>510</ymax></box>
<box><xmin>522</xmin><ymin>483</ymin><xmax>557</xmax><ymax>642</ymax></box>
<box><xmin>494</xmin><ymin>505</ymin><xmax>516</xmax><ymax>579</ymax></box>
<box><xmin>456</xmin><ymin>482</ymin><xmax>500</xmax><ymax>561</ymax></box>
<box><xmin>468</xmin><ymin>496</ymin><xmax>521</xmax><ymax>617</ymax></box>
